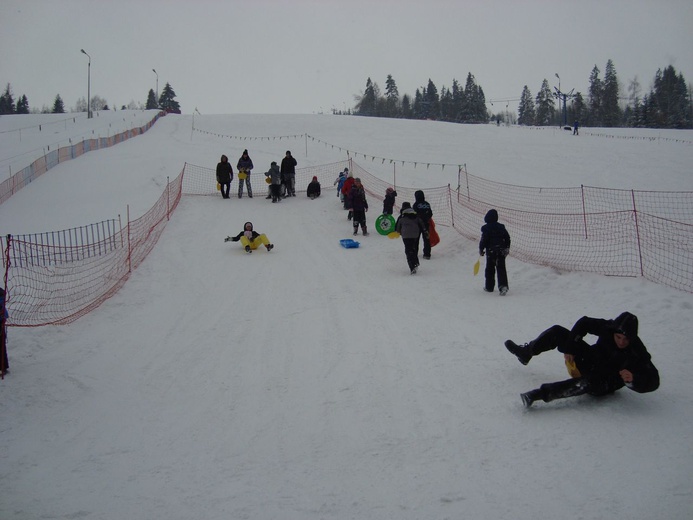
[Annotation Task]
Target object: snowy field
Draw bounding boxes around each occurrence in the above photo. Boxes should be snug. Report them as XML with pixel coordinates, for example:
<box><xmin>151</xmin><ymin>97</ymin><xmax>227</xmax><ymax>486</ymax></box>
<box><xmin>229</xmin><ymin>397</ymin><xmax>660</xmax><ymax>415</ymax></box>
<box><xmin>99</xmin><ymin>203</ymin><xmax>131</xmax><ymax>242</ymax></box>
<box><xmin>1</xmin><ymin>111</ymin><xmax>692</xmax><ymax>519</ymax></box>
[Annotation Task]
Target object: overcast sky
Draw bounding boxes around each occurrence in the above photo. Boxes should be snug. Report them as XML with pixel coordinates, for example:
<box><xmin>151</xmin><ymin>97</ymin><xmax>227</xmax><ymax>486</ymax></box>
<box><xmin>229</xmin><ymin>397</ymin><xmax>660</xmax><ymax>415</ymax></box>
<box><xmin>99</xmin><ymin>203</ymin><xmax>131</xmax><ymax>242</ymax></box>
<box><xmin>2</xmin><ymin>0</ymin><xmax>692</xmax><ymax>115</ymax></box>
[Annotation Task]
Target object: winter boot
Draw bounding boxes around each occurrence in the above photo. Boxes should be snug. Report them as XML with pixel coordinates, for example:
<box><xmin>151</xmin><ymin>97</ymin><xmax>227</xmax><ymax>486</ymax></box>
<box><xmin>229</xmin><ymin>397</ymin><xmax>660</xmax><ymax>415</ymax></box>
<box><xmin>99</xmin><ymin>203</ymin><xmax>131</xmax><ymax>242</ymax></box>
<box><xmin>266</xmin><ymin>244</ymin><xmax>274</xmax><ymax>251</ymax></box>
<box><xmin>521</xmin><ymin>389</ymin><xmax>544</xmax><ymax>408</ymax></box>
<box><xmin>245</xmin><ymin>245</ymin><xmax>252</xmax><ymax>253</ymax></box>
<box><xmin>505</xmin><ymin>340</ymin><xmax>533</xmax><ymax>365</ymax></box>
<box><xmin>499</xmin><ymin>286</ymin><xmax>508</xmax><ymax>296</ymax></box>
<box><xmin>362</xmin><ymin>225</ymin><xmax>369</xmax><ymax>236</ymax></box>
<box><xmin>540</xmin><ymin>378</ymin><xmax>589</xmax><ymax>403</ymax></box>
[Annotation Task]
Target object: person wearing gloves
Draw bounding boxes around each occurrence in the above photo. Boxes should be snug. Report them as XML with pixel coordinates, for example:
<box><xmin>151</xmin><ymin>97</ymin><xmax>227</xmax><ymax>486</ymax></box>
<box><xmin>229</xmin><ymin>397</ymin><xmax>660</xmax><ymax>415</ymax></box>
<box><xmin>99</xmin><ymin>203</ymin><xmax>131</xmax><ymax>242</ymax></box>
<box><xmin>225</xmin><ymin>221</ymin><xmax>274</xmax><ymax>253</ymax></box>
<box><xmin>236</xmin><ymin>149</ymin><xmax>254</xmax><ymax>198</ymax></box>
<box><xmin>479</xmin><ymin>208</ymin><xmax>511</xmax><ymax>295</ymax></box>
<box><xmin>395</xmin><ymin>202</ymin><xmax>427</xmax><ymax>274</ymax></box>
<box><xmin>504</xmin><ymin>312</ymin><xmax>660</xmax><ymax>408</ymax></box>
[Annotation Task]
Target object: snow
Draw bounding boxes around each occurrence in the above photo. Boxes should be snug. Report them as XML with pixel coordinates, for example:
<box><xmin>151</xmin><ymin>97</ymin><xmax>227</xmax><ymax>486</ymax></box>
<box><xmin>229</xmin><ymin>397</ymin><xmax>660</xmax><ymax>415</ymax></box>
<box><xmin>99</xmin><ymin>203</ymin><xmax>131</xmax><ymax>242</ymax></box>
<box><xmin>1</xmin><ymin>111</ymin><xmax>692</xmax><ymax>520</ymax></box>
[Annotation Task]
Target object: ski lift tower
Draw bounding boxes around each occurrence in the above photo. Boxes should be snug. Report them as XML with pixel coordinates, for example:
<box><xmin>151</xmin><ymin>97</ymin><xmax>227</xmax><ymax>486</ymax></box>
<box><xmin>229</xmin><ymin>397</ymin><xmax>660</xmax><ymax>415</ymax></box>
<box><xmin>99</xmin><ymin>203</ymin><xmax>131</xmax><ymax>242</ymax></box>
<box><xmin>554</xmin><ymin>73</ymin><xmax>575</xmax><ymax>128</ymax></box>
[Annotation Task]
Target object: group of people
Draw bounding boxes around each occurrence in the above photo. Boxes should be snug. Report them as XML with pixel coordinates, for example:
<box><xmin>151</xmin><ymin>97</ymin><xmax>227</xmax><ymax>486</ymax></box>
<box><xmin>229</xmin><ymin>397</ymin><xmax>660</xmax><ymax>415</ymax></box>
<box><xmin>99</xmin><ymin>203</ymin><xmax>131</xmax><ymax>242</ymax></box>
<box><xmin>216</xmin><ymin>150</ymin><xmax>299</xmax><ymax>201</ymax></box>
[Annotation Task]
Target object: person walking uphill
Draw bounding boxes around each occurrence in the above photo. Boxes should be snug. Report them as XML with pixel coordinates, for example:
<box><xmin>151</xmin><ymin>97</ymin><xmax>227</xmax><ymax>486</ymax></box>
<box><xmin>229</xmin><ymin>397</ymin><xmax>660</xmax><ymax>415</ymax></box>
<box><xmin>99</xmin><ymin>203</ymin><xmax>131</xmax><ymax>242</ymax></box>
<box><xmin>348</xmin><ymin>177</ymin><xmax>369</xmax><ymax>235</ymax></box>
<box><xmin>395</xmin><ymin>202</ymin><xmax>427</xmax><ymax>274</ymax></box>
<box><xmin>237</xmin><ymin>149</ymin><xmax>254</xmax><ymax>198</ymax></box>
<box><xmin>412</xmin><ymin>190</ymin><xmax>433</xmax><ymax>259</ymax></box>
<box><xmin>505</xmin><ymin>312</ymin><xmax>660</xmax><ymax>408</ymax></box>
<box><xmin>216</xmin><ymin>154</ymin><xmax>233</xmax><ymax>199</ymax></box>
<box><xmin>479</xmin><ymin>209</ymin><xmax>511</xmax><ymax>295</ymax></box>
<box><xmin>280</xmin><ymin>150</ymin><xmax>297</xmax><ymax>197</ymax></box>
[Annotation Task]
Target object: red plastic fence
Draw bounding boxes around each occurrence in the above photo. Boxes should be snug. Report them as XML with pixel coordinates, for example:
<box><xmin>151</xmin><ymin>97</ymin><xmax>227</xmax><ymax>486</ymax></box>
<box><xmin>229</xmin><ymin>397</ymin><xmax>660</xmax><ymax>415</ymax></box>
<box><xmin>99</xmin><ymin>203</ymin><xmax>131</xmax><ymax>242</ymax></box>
<box><xmin>2</xmin><ymin>159</ymin><xmax>692</xmax><ymax>329</ymax></box>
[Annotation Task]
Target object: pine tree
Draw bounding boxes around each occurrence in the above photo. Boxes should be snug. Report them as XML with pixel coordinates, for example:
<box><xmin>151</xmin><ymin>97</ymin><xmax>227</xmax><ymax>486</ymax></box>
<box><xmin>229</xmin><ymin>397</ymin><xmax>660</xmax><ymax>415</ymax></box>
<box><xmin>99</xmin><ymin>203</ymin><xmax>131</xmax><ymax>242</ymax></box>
<box><xmin>425</xmin><ymin>79</ymin><xmax>440</xmax><ymax>120</ymax></box>
<box><xmin>356</xmin><ymin>78</ymin><xmax>377</xmax><ymax>116</ymax></box>
<box><xmin>52</xmin><ymin>94</ymin><xmax>65</xmax><ymax>113</ymax></box>
<box><xmin>400</xmin><ymin>94</ymin><xmax>412</xmax><ymax>119</ymax></box>
<box><xmin>517</xmin><ymin>85</ymin><xmax>535</xmax><ymax>126</ymax></box>
<box><xmin>650</xmin><ymin>66</ymin><xmax>691</xmax><ymax>128</ymax></box>
<box><xmin>384</xmin><ymin>75</ymin><xmax>400</xmax><ymax>118</ymax></box>
<box><xmin>534</xmin><ymin>79</ymin><xmax>555</xmax><ymax>125</ymax></box>
<box><xmin>145</xmin><ymin>89</ymin><xmax>158</xmax><ymax>110</ymax></box>
<box><xmin>16</xmin><ymin>94</ymin><xmax>30</xmax><ymax>114</ymax></box>
<box><xmin>440</xmin><ymin>86</ymin><xmax>454</xmax><ymax>122</ymax></box>
<box><xmin>602</xmin><ymin>59</ymin><xmax>621</xmax><ymax>127</ymax></box>
<box><xmin>158</xmin><ymin>82</ymin><xmax>181</xmax><ymax>114</ymax></box>
<box><xmin>0</xmin><ymin>83</ymin><xmax>15</xmax><ymax>114</ymax></box>
<box><xmin>587</xmin><ymin>65</ymin><xmax>602</xmax><ymax>126</ymax></box>
<box><xmin>451</xmin><ymin>79</ymin><xmax>463</xmax><ymax>122</ymax></box>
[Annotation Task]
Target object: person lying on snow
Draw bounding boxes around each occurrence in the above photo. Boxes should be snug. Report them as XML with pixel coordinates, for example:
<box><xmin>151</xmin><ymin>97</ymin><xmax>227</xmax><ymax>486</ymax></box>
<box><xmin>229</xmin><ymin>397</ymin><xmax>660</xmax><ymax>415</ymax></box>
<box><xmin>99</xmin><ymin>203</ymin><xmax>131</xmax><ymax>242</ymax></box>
<box><xmin>225</xmin><ymin>221</ymin><xmax>274</xmax><ymax>253</ymax></box>
<box><xmin>505</xmin><ymin>312</ymin><xmax>659</xmax><ymax>408</ymax></box>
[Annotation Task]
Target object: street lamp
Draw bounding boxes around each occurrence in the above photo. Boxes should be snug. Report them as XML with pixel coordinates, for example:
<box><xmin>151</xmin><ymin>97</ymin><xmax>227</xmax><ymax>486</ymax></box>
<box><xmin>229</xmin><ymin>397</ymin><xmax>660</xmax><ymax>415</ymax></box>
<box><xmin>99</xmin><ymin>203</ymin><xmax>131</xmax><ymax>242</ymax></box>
<box><xmin>152</xmin><ymin>68</ymin><xmax>158</xmax><ymax>105</ymax></box>
<box><xmin>81</xmin><ymin>49</ymin><xmax>91</xmax><ymax>118</ymax></box>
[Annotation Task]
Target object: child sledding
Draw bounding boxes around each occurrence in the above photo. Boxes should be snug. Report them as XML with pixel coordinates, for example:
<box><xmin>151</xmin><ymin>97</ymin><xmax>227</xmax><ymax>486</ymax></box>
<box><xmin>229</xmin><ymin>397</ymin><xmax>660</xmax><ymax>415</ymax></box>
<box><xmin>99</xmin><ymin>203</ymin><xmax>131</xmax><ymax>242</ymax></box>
<box><xmin>225</xmin><ymin>221</ymin><xmax>274</xmax><ymax>253</ymax></box>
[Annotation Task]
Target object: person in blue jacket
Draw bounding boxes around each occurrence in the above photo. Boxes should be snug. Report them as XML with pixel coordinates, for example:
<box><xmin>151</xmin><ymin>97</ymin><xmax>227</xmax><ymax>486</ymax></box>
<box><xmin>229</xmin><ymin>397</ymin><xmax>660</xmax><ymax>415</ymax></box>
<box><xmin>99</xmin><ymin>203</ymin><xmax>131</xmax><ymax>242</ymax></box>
<box><xmin>479</xmin><ymin>209</ymin><xmax>511</xmax><ymax>295</ymax></box>
<box><xmin>237</xmin><ymin>149</ymin><xmax>254</xmax><ymax>198</ymax></box>
<box><xmin>505</xmin><ymin>312</ymin><xmax>660</xmax><ymax>407</ymax></box>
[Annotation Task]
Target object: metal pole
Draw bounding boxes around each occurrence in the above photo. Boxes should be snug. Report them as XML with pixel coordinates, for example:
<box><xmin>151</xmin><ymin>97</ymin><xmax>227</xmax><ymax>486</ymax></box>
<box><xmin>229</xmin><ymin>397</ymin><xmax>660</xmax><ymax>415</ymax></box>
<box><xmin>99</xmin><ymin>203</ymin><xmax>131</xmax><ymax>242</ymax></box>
<box><xmin>152</xmin><ymin>69</ymin><xmax>158</xmax><ymax>105</ymax></box>
<box><xmin>81</xmin><ymin>49</ymin><xmax>91</xmax><ymax>118</ymax></box>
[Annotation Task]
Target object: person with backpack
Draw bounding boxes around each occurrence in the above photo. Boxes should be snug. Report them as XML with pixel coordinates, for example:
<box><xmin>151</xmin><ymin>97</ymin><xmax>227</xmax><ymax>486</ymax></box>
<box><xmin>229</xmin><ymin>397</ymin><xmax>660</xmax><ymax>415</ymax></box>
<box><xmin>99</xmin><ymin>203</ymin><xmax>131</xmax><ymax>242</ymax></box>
<box><xmin>395</xmin><ymin>202</ymin><xmax>427</xmax><ymax>274</ymax></box>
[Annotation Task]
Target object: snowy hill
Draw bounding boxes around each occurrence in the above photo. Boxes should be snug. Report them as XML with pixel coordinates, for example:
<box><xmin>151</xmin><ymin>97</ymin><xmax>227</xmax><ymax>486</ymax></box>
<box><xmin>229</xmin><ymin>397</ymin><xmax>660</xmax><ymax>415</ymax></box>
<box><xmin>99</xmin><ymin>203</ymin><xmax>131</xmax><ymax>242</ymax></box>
<box><xmin>0</xmin><ymin>112</ymin><xmax>692</xmax><ymax>519</ymax></box>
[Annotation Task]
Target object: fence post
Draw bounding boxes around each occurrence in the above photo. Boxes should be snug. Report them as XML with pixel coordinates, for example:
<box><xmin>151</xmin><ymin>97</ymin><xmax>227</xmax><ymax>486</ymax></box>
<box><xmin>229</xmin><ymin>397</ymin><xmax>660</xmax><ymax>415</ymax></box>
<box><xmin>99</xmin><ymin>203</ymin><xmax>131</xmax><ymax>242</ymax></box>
<box><xmin>448</xmin><ymin>184</ymin><xmax>454</xmax><ymax>228</ymax></box>
<box><xmin>631</xmin><ymin>190</ymin><xmax>644</xmax><ymax>277</ymax></box>
<box><xmin>581</xmin><ymin>185</ymin><xmax>588</xmax><ymax>239</ymax></box>
<box><xmin>167</xmin><ymin>176</ymin><xmax>170</xmax><ymax>221</ymax></box>
<box><xmin>127</xmin><ymin>205</ymin><xmax>132</xmax><ymax>273</ymax></box>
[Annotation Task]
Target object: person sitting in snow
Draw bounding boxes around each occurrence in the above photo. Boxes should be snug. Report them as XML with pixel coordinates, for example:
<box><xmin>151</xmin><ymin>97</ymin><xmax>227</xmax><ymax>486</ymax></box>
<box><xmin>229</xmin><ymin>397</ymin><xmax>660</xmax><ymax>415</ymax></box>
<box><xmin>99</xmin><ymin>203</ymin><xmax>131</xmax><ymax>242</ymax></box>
<box><xmin>382</xmin><ymin>187</ymin><xmax>397</xmax><ymax>215</ymax></box>
<box><xmin>307</xmin><ymin>176</ymin><xmax>321</xmax><ymax>199</ymax></box>
<box><xmin>225</xmin><ymin>221</ymin><xmax>274</xmax><ymax>253</ymax></box>
<box><xmin>505</xmin><ymin>312</ymin><xmax>660</xmax><ymax>408</ymax></box>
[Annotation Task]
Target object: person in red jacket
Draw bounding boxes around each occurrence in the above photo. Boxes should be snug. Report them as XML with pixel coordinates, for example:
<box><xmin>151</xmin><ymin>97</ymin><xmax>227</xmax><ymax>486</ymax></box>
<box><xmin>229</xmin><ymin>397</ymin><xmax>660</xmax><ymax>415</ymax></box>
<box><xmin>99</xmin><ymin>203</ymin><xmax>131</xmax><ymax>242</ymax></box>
<box><xmin>341</xmin><ymin>171</ymin><xmax>355</xmax><ymax>219</ymax></box>
<box><xmin>505</xmin><ymin>312</ymin><xmax>660</xmax><ymax>407</ymax></box>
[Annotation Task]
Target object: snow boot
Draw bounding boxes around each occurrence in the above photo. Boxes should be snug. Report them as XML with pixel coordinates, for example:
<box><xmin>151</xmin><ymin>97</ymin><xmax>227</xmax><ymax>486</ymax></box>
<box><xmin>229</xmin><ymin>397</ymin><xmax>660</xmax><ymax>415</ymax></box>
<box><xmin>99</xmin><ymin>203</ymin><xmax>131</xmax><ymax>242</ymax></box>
<box><xmin>499</xmin><ymin>286</ymin><xmax>508</xmax><ymax>296</ymax></box>
<box><xmin>505</xmin><ymin>340</ymin><xmax>533</xmax><ymax>365</ymax></box>
<box><xmin>266</xmin><ymin>244</ymin><xmax>274</xmax><ymax>251</ymax></box>
<box><xmin>521</xmin><ymin>389</ymin><xmax>543</xmax><ymax>408</ymax></box>
<box><xmin>245</xmin><ymin>245</ymin><xmax>252</xmax><ymax>253</ymax></box>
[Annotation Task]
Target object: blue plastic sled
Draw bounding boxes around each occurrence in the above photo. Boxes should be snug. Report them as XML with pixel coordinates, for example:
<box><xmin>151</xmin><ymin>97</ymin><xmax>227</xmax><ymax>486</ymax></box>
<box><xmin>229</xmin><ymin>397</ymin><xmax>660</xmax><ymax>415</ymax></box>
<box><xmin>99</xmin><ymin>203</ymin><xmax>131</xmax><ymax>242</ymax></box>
<box><xmin>340</xmin><ymin>239</ymin><xmax>360</xmax><ymax>249</ymax></box>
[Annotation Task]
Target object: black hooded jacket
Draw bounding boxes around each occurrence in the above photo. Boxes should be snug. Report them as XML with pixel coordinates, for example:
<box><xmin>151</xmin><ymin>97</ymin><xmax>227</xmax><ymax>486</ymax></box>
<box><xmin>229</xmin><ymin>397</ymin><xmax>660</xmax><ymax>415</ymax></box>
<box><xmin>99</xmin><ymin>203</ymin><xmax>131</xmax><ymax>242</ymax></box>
<box><xmin>412</xmin><ymin>190</ymin><xmax>432</xmax><ymax>223</ymax></box>
<box><xmin>479</xmin><ymin>209</ymin><xmax>510</xmax><ymax>254</ymax></box>
<box><xmin>568</xmin><ymin>312</ymin><xmax>660</xmax><ymax>394</ymax></box>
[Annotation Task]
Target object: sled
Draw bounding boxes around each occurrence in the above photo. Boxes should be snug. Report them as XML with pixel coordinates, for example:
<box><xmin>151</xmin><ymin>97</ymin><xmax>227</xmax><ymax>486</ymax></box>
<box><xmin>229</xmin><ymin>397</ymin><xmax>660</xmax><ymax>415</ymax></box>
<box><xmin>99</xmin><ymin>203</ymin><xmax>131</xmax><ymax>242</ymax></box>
<box><xmin>340</xmin><ymin>239</ymin><xmax>360</xmax><ymax>249</ymax></box>
<box><xmin>217</xmin><ymin>182</ymin><xmax>221</xmax><ymax>191</ymax></box>
<box><xmin>473</xmin><ymin>257</ymin><xmax>481</xmax><ymax>275</ymax></box>
<box><xmin>238</xmin><ymin>171</ymin><xmax>248</xmax><ymax>180</ymax></box>
<box><xmin>565</xmin><ymin>357</ymin><xmax>581</xmax><ymax>378</ymax></box>
<box><xmin>387</xmin><ymin>231</ymin><xmax>401</xmax><ymax>239</ymax></box>
<box><xmin>429</xmin><ymin>219</ymin><xmax>440</xmax><ymax>247</ymax></box>
<box><xmin>375</xmin><ymin>214</ymin><xmax>396</xmax><ymax>235</ymax></box>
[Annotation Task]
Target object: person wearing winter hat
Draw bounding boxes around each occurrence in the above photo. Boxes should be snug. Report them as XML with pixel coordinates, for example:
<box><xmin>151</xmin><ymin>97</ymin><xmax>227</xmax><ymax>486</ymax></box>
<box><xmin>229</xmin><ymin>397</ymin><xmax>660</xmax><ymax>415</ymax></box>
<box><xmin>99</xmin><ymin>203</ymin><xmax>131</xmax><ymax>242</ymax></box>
<box><xmin>224</xmin><ymin>221</ymin><xmax>274</xmax><ymax>253</ymax></box>
<box><xmin>216</xmin><ymin>154</ymin><xmax>233</xmax><ymax>199</ymax></box>
<box><xmin>236</xmin><ymin>149</ymin><xmax>254</xmax><ymax>198</ymax></box>
<box><xmin>504</xmin><ymin>312</ymin><xmax>660</xmax><ymax>407</ymax></box>
<box><xmin>341</xmin><ymin>170</ymin><xmax>355</xmax><ymax>218</ymax></box>
<box><xmin>334</xmin><ymin>168</ymin><xmax>349</xmax><ymax>199</ymax></box>
<box><xmin>395</xmin><ymin>201</ymin><xmax>427</xmax><ymax>274</ymax></box>
<box><xmin>479</xmin><ymin>208</ymin><xmax>511</xmax><ymax>295</ymax></box>
<box><xmin>382</xmin><ymin>187</ymin><xmax>398</xmax><ymax>215</ymax></box>
<box><xmin>264</xmin><ymin>161</ymin><xmax>282</xmax><ymax>202</ymax></box>
<box><xmin>347</xmin><ymin>177</ymin><xmax>368</xmax><ymax>235</ymax></box>
<box><xmin>307</xmin><ymin>176</ymin><xmax>321</xmax><ymax>199</ymax></box>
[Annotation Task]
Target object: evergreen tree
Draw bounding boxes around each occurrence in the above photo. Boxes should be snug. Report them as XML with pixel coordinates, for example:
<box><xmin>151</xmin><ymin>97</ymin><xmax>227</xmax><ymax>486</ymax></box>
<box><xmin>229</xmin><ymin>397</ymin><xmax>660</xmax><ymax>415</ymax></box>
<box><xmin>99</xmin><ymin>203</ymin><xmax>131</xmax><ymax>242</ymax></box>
<box><xmin>602</xmin><ymin>59</ymin><xmax>621</xmax><ymax>127</ymax></box>
<box><xmin>569</xmin><ymin>92</ymin><xmax>586</xmax><ymax>126</ymax></box>
<box><xmin>356</xmin><ymin>77</ymin><xmax>377</xmax><ymax>116</ymax></box>
<box><xmin>16</xmin><ymin>94</ymin><xmax>30</xmax><ymax>114</ymax></box>
<box><xmin>412</xmin><ymin>88</ymin><xmax>425</xmax><ymax>119</ymax></box>
<box><xmin>158</xmin><ymin>82</ymin><xmax>181</xmax><ymax>114</ymax></box>
<box><xmin>384</xmin><ymin>75</ymin><xmax>400</xmax><ymax>118</ymax></box>
<box><xmin>440</xmin><ymin>86</ymin><xmax>454</xmax><ymax>122</ymax></box>
<box><xmin>425</xmin><ymin>79</ymin><xmax>440</xmax><ymax>120</ymax></box>
<box><xmin>400</xmin><ymin>93</ymin><xmax>412</xmax><ymax>119</ymax></box>
<box><xmin>451</xmin><ymin>78</ymin><xmax>463</xmax><ymax>122</ymax></box>
<box><xmin>52</xmin><ymin>94</ymin><xmax>65</xmax><ymax>113</ymax></box>
<box><xmin>517</xmin><ymin>85</ymin><xmax>535</xmax><ymax>126</ymax></box>
<box><xmin>534</xmin><ymin>79</ymin><xmax>555</xmax><ymax>125</ymax></box>
<box><xmin>145</xmin><ymin>89</ymin><xmax>158</xmax><ymax>110</ymax></box>
<box><xmin>0</xmin><ymin>83</ymin><xmax>15</xmax><ymax>114</ymax></box>
<box><xmin>650</xmin><ymin>65</ymin><xmax>691</xmax><ymax>128</ymax></box>
<box><xmin>587</xmin><ymin>65</ymin><xmax>602</xmax><ymax>126</ymax></box>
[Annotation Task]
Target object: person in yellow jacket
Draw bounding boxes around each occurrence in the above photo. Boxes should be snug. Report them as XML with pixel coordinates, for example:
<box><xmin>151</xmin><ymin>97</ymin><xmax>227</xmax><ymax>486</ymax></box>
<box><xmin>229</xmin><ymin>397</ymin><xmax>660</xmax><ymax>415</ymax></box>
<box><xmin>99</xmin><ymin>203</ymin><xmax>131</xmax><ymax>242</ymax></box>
<box><xmin>225</xmin><ymin>221</ymin><xmax>274</xmax><ymax>253</ymax></box>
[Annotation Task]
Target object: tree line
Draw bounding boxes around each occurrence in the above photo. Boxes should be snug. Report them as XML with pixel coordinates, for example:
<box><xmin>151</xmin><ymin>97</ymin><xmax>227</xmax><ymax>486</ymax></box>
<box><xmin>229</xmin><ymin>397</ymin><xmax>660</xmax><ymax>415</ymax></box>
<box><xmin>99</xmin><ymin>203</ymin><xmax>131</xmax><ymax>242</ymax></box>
<box><xmin>349</xmin><ymin>61</ymin><xmax>692</xmax><ymax>129</ymax></box>
<box><xmin>0</xmin><ymin>82</ymin><xmax>181</xmax><ymax>115</ymax></box>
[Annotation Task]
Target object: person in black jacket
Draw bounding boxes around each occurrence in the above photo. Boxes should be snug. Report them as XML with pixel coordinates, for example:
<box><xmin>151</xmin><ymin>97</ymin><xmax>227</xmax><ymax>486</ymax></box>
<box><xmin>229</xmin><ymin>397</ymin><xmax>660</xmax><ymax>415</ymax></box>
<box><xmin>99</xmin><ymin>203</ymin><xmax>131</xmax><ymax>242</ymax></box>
<box><xmin>280</xmin><ymin>150</ymin><xmax>297</xmax><ymax>197</ymax></box>
<box><xmin>224</xmin><ymin>221</ymin><xmax>274</xmax><ymax>253</ymax></box>
<box><xmin>412</xmin><ymin>190</ymin><xmax>433</xmax><ymax>259</ymax></box>
<box><xmin>237</xmin><ymin>149</ymin><xmax>254</xmax><ymax>198</ymax></box>
<box><xmin>505</xmin><ymin>312</ymin><xmax>660</xmax><ymax>407</ymax></box>
<box><xmin>216</xmin><ymin>154</ymin><xmax>233</xmax><ymax>199</ymax></box>
<box><xmin>479</xmin><ymin>209</ymin><xmax>511</xmax><ymax>295</ymax></box>
<box><xmin>382</xmin><ymin>187</ymin><xmax>397</xmax><ymax>215</ymax></box>
<box><xmin>307</xmin><ymin>176</ymin><xmax>321</xmax><ymax>199</ymax></box>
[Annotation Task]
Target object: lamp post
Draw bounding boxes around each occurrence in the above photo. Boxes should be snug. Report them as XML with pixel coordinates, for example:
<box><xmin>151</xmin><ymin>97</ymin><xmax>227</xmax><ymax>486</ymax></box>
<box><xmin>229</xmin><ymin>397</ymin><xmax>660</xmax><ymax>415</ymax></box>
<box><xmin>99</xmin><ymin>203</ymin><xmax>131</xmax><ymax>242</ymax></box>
<box><xmin>81</xmin><ymin>49</ymin><xmax>91</xmax><ymax>118</ymax></box>
<box><xmin>152</xmin><ymin>68</ymin><xmax>159</xmax><ymax>106</ymax></box>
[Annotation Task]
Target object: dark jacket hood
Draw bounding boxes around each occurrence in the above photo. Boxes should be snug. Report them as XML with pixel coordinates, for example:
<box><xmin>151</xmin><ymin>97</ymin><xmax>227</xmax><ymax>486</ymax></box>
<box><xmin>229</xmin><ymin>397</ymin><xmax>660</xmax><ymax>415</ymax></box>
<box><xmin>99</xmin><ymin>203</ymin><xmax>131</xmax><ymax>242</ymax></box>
<box><xmin>414</xmin><ymin>190</ymin><xmax>425</xmax><ymax>202</ymax></box>
<box><xmin>484</xmin><ymin>209</ymin><xmax>499</xmax><ymax>224</ymax></box>
<box><xmin>613</xmin><ymin>312</ymin><xmax>639</xmax><ymax>339</ymax></box>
